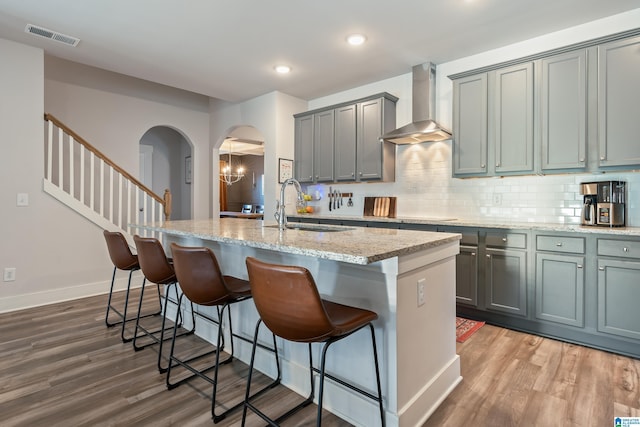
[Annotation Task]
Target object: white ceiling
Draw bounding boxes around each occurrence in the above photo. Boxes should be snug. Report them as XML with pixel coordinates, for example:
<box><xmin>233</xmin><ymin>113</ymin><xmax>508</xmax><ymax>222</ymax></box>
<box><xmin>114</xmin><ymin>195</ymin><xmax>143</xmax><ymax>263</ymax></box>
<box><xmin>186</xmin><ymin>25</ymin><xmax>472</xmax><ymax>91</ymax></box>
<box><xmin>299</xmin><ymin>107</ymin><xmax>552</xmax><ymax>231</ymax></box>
<box><xmin>0</xmin><ymin>1</ymin><xmax>638</xmax><ymax>103</ymax></box>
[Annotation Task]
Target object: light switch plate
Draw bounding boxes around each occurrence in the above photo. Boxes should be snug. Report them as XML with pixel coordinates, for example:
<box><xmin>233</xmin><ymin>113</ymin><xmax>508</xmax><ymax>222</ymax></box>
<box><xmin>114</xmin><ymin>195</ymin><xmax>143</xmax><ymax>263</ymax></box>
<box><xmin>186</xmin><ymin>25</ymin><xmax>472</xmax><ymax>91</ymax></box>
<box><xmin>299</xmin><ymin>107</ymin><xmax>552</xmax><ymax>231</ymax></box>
<box><xmin>17</xmin><ymin>193</ymin><xmax>29</xmax><ymax>207</ymax></box>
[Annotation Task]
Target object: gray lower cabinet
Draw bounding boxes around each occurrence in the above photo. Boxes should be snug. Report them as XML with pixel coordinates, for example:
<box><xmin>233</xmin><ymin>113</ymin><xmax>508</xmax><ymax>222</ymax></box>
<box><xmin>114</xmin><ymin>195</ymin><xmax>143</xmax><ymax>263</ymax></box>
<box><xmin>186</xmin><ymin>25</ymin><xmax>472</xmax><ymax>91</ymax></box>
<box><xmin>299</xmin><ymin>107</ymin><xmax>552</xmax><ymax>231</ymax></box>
<box><xmin>598</xmin><ymin>35</ymin><xmax>640</xmax><ymax>168</ymax></box>
<box><xmin>534</xmin><ymin>234</ymin><xmax>586</xmax><ymax>327</ymax></box>
<box><xmin>597</xmin><ymin>238</ymin><xmax>640</xmax><ymax>341</ymax></box>
<box><xmin>456</xmin><ymin>246</ymin><xmax>478</xmax><ymax>306</ymax></box>
<box><xmin>493</xmin><ymin>62</ymin><xmax>534</xmax><ymax>174</ymax></box>
<box><xmin>485</xmin><ymin>247</ymin><xmax>527</xmax><ymax>316</ymax></box>
<box><xmin>540</xmin><ymin>50</ymin><xmax>587</xmax><ymax>171</ymax></box>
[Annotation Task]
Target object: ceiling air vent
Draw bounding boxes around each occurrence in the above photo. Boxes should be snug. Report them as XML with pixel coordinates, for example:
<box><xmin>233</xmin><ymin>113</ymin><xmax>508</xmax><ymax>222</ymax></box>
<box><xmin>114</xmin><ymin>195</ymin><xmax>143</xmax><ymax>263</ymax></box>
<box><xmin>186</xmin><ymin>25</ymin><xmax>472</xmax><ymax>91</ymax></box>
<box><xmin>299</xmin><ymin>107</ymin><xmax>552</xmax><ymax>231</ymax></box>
<box><xmin>25</xmin><ymin>24</ymin><xmax>80</xmax><ymax>47</ymax></box>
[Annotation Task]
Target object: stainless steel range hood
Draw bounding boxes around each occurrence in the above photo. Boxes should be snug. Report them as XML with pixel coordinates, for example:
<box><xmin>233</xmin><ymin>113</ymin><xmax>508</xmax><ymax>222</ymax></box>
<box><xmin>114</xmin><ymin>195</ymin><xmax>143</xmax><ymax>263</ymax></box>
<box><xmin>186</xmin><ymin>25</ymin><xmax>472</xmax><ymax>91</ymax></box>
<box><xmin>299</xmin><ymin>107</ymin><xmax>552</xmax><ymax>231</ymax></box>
<box><xmin>382</xmin><ymin>63</ymin><xmax>452</xmax><ymax>144</ymax></box>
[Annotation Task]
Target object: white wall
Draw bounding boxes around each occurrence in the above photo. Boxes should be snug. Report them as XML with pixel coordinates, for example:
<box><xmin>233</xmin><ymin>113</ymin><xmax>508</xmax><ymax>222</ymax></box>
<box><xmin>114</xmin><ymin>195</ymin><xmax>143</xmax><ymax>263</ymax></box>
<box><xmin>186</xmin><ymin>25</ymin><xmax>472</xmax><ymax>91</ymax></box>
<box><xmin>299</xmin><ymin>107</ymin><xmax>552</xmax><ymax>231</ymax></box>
<box><xmin>44</xmin><ymin>56</ymin><xmax>211</xmax><ymax>219</ymax></box>
<box><xmin>303</xmin><ymin>9</ymin><xmax>640</xmax><ymax>226</ymax></box>
<box><xmin>0</xmin><ymin>47</ymin><xmax>212</xmax><ymax>312</ymax></box>
<box><xmin>209</xmin><ymin>91</ymin><xmax>307</xmax><ymax>218</ymax></box>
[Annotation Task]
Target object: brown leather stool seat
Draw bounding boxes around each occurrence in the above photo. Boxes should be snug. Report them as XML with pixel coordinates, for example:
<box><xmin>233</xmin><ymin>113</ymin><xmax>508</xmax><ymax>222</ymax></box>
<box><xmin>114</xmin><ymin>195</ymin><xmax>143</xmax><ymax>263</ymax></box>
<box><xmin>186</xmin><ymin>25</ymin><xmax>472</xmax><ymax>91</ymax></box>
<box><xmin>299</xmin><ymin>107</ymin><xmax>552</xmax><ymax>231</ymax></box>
<box><xmin>243</xmin><ymin>257</ymin><xmax>385</xmax><ymax>427</ymax></box>
<box><xmin>103</xmin><ymin>230</ymin><xmax>161</xmax><ymax>342</ymax></box>
<box><xmin>133</xmin><ymin>235</ymin><xmax>196</xmax><ymax>372</ymax></box>
<box><xmin>169</xmin><ymin>243</ymin><xmax>279</xmax><ymax>423</ymax></box>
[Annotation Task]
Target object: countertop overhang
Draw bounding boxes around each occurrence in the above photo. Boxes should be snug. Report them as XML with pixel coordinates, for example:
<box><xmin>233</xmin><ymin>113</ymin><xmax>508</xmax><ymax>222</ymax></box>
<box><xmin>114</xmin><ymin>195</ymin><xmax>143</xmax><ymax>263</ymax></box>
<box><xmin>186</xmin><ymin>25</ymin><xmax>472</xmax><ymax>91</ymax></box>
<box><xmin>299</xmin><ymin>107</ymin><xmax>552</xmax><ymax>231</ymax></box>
<box><xmin>132</xmin><ymin>218</ymin><xmax>461</xmax><ymax>265</ymax></box>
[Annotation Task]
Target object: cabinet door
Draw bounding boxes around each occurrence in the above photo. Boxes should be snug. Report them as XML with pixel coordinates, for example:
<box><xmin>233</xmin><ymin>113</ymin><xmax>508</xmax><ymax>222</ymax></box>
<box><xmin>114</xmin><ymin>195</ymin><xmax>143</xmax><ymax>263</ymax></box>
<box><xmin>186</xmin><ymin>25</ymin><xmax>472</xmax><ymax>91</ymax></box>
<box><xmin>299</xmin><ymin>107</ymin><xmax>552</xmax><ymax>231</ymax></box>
<box><xmin>597</xmin><ymin>258</ymin><xmax>640</xmax><ymax>340</ymax></box>
<box><xmin>357</xmin><ymin>98</ymin><xmax>383</xmax><ymax>180</ymax></box>
<box><xmin>598</xmin><ymin>36</ymin><xmax>640</xmax><ymax>167</ymax></box>
<box><xmin>334</xmin><ymin>104</ymin><xmax>357</xmax><ymax>181</ymax></box>
<box><xmin>453</xmin><ymin>74</ymin><xmax>488</xmax><ymax>175</ymax></box>
<box><xmin>535</xmin><ymin>253</ymin><xmax>585</xmax><ymax>327</ymax></box>
<box><xmin>313</xmin><ymin>110</ymin><xmax>335</xmax><ymax>182</ymax></box>
<box><xmin>493</xmin><ymin>63</ymin><xmax>534</xmax><ymax>174</ymax></box>
<box><xmin>294</xmin><ymin>115</ymin><xmax>314</xmax><ymax>183</ymax></box>
<box><xmin>485</xmin><ymin>248</ymin><xmax>527</xmax><ymax>316</ymax></box>
<box><xmin>456</xmin><ymin>246</ymin><xmax>478</xmax><ymax>307</ymax></box>
<box><xmin>540</xmin><ymin>50</ymin><xmax>587</xmax><ymax>171</ymax></box>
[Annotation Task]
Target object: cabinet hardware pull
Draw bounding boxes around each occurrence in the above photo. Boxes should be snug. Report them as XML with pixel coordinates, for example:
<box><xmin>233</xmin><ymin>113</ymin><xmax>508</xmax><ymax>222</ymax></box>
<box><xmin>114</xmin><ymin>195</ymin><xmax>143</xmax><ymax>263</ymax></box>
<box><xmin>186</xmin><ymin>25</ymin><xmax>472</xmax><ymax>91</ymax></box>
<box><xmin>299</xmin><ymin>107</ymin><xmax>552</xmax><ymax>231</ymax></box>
<box><xmin>623</xmin><ymin>247</ymin><xmax>629</xmax><ymax>252</ymax></box>
<box><xmin>471</xmin><ymin>252</ymin><xmax>476</xmax><ymax>256</ymax></box>
<box><xmin>309</xmin><ymin>176</ymin><xmax>313</xmax><ymax>180</ymax></box>
<box><xmin>600</xmin><ymin>156</ymin><xmax>605</xmax><ymax>160</ymax></box>
<box><xmin>502</xmin><ymin>238</ymin><xmax>507</xmax><ymax>242</ymax></box>
<box><xmin>351</xmin><ymin>172</ymin><xmax>355</xmax><ymax>177</ymax></box>
<box><xmin>579</xmin><ymin>158</ymin><xmax>585</xmax><ymax>162</ymax></box>
<box><xmin>486</xmin><ymin>254</ymin><xmax>491</xmax><ymax>258</ymax></box>
<box><xmin>496</xmin><ymin>162</ymin><xmax>500</xmax><ymax>167</ymax></box>
<box><xmin>359</xmin><ymin>172</ymin><xmax>363</xmax><ymax>176</ymax></box>
<box><xmin>556</xmin><ymin>242</ymin><xmax>563</xmax><ymax>246</ymax></box>
<box><xmin>577</xmin><ymin>264</ymin><xmax>583</xmax><ymax>269</ymax></box>
<box><xmin>481</xmin><ymin>164</ymin><xmax>486</xmax><ymax>168</ymax></box>
<box><xmin>599</xmin><ymin>266</ymin><xmax>605</xmax><ymax>271</ymax></box>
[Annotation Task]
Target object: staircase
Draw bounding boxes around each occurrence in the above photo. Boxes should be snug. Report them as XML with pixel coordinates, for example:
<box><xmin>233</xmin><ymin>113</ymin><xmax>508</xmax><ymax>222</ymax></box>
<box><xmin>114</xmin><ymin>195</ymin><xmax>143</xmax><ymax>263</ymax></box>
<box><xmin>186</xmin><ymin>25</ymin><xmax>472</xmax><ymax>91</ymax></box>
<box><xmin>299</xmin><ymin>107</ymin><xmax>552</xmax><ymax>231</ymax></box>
<box><xmin>43</xmin><ymin>114</ymin><xmax>171</xmax><ymax>244</ymax></box>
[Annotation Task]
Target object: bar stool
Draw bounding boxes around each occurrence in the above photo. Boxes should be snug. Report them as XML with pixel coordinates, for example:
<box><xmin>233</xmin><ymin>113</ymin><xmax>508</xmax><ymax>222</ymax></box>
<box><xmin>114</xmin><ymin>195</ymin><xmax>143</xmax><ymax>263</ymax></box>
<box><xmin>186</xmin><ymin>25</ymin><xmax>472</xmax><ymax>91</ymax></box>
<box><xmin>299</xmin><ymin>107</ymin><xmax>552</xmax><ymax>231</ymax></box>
<box><xmin>103</xmin><ymin>230</ymin><xmax>162</xmax><ymax>342</ymax></box>
<box><xmin>169</xmin><ymin>243</ymin><xmax>280</xmax><ymax>423</ymax></box>
<box><xmin>132</xmin><ymin>235</ymin><xmax>196</xmax><ymax>372</ymax></box>
<box><xmin>242</xmin><ymin>257</ymin><xmax>385</xmax><ymax>427</ymax></box>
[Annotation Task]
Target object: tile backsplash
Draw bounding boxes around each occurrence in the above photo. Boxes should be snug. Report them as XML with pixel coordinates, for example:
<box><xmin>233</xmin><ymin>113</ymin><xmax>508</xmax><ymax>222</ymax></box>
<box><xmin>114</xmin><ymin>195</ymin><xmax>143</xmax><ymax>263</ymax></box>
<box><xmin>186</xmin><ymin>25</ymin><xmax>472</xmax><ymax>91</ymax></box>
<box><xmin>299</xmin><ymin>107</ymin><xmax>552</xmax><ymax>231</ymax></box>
<box><xmin>305</xmin><ymin>142</ymin><xmax>640</xmax><ymax>227</ymax></box>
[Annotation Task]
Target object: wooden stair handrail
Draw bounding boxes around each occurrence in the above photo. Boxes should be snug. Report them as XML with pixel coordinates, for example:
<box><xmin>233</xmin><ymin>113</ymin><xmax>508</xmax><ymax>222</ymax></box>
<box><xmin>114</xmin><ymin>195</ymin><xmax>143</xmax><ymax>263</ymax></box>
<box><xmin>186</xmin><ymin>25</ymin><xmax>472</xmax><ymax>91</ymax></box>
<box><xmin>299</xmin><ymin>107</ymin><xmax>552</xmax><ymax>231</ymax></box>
<box><xmin>44</xmin><ymin>113</ymin><xmax>172</xmax><ymax>220</ymax></box>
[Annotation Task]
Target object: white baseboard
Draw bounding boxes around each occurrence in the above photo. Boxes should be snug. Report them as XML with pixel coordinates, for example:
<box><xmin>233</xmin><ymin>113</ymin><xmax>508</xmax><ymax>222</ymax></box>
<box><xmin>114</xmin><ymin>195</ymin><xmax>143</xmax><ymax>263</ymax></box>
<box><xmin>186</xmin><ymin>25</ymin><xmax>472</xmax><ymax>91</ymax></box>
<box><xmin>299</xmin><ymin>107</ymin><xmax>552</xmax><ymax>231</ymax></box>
<box><xmin>0</xmin><ymin>273</ymin><xmax>144</xmax><ymax>314</ymax></box>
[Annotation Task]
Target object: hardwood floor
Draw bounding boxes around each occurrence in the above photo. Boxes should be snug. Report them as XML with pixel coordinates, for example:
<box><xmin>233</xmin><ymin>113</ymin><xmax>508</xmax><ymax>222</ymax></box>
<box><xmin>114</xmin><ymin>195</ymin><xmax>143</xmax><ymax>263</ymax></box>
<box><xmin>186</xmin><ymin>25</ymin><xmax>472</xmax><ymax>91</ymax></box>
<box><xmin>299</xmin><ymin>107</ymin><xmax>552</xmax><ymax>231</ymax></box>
<box><xmin>424</xmin><ymin>323</ymin><xmax>640</xmax><ymax>427</ymax></box>
<box><xmin>1</xmin><ymin>291</ymin><xmax>639</xmax><ymax>426</ymax></box>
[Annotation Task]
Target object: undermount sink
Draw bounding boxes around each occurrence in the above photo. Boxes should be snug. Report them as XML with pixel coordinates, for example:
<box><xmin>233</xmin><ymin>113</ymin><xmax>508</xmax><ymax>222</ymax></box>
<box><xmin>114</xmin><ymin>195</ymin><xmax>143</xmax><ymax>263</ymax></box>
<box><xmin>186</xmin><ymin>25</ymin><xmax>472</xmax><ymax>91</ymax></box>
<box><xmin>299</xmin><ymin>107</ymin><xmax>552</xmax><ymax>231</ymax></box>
<box><xmin>264</xmin><ymin>223</ymin><xmax>354</xmax><ymax>232</ymax></box>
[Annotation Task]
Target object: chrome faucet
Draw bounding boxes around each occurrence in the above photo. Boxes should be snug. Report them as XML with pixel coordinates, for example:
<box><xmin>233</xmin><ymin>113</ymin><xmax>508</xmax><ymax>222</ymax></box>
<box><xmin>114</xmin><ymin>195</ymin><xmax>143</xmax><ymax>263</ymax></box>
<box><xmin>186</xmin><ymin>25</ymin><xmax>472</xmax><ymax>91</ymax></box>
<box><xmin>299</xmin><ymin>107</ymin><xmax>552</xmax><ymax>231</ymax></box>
<box><xmin>275</xmin><ymin>178</ymin><xmax>304</xmax><ymax>230</ymax></box>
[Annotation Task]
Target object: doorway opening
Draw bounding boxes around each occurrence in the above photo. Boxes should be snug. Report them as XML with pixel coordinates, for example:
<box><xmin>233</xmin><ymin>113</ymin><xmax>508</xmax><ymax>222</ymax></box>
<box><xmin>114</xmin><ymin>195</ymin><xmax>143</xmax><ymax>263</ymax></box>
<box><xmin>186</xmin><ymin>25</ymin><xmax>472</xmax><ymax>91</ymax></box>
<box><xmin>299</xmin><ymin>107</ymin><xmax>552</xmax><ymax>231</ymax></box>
<box><xmin>139</xmin><ymin>126</ymin><xmax>192</xmax><ymax>220</ymax></box>
<box><xmin>219</xmin><ymin>126</ymin><xmax>264</xmax><ymax>214</ymax></box>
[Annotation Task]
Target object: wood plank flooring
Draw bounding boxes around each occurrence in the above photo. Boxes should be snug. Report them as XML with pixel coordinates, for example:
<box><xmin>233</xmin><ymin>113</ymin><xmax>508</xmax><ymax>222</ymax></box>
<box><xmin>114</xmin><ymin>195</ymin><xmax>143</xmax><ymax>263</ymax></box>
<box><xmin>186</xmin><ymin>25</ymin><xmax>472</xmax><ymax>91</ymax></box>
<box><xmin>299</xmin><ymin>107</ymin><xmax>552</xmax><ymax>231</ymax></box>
<box><xmin>1</xmin><ymin>290</ymin><xmax>639</xmax><ymax>426</ymax></box>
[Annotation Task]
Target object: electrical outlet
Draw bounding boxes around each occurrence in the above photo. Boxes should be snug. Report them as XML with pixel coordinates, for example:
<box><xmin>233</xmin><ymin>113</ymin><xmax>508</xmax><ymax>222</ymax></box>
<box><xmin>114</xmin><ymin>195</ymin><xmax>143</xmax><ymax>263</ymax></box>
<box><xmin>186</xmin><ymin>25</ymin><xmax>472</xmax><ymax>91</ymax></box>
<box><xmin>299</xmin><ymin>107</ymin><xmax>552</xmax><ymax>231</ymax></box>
<box><xmin>4</xmin><ymin>268</ymin><xmax>16</xmax><ymax>282</ymax></box>
<box><xmin>417</xmin><ymin>278</ymin><xmax>426</xmax><ymax>307</ymax></box>
<box><xmin>493</xmin><ymin>193</ymin><xmax>502</xmax><ymax>206</ymax></box>
<box><xmin>16</xmin><ymin>193</ymin><xmax>29</xmax><ymax>207</ymax></box>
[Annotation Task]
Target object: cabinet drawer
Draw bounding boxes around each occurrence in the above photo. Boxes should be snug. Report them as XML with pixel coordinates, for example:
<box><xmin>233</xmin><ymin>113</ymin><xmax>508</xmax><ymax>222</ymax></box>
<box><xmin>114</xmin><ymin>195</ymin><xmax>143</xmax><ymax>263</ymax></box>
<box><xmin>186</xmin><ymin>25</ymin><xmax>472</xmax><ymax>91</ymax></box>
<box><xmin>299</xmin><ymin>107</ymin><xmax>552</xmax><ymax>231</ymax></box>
<box><xmin>598</xmin><ymin>239</ymin><xmax>640</xmax><ymax>259</ymax></box>
<box><xmin>486</xmin><ymin>232</ymin><xmax>527</xmax><ymax>249</ymax></box>
<box><xmin>536</xmin><ymin>235</ymin><xmax>585</xmax><ymax>254</ymax></box>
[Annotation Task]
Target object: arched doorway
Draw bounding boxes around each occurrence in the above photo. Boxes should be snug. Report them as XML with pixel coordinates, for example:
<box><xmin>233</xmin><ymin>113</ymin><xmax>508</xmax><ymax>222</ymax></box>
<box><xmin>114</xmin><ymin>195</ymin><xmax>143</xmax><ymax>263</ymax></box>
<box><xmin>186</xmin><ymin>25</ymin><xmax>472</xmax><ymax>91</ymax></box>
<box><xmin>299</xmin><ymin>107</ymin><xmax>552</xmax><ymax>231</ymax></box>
<box><xmin>218</xmin><ymin>126</ymin><xmax>264</xmax><ymax>213</ymax></box>
<box><xmin>139</xmin><ymin>126</ymin><xmax>193</xmax><ymax>220</ymax></box>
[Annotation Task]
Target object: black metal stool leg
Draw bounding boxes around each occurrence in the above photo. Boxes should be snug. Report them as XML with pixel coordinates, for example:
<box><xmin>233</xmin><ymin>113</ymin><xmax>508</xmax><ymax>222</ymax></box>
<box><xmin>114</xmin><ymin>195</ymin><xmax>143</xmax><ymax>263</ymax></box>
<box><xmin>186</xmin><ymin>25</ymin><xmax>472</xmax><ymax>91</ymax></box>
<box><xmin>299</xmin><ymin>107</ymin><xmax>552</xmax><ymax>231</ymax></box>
<box><xmin>105</xmin><ymin>267</ymin><xmax>118</xmax><ymax>327</ymax></box>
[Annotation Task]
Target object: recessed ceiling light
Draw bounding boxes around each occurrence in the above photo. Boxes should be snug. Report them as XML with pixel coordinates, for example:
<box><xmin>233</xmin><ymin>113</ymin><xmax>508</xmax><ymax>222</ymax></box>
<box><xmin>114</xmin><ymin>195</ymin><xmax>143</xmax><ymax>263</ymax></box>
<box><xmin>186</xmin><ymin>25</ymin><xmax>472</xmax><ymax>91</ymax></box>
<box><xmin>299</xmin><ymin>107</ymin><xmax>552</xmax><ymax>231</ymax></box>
<box><xmin>274</xmin><ymin>65</ymin><xmax>291</xmax><ymax>74</ymax></box>
<box><xmin>346</xmin><ymin>34</ymin><xmax>367</xmax><ymax>46</ymax></box>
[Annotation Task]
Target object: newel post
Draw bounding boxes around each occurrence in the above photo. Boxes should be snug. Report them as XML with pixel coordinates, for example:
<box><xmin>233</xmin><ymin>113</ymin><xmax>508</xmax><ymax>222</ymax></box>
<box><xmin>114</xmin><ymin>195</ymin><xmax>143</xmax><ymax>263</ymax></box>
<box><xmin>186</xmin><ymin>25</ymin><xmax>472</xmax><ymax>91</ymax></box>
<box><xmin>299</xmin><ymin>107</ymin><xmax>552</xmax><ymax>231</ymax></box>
<box><xmin>163</xmin><ymin>189</ymin><xmax>172</xmax><ymax>220</ymax></box>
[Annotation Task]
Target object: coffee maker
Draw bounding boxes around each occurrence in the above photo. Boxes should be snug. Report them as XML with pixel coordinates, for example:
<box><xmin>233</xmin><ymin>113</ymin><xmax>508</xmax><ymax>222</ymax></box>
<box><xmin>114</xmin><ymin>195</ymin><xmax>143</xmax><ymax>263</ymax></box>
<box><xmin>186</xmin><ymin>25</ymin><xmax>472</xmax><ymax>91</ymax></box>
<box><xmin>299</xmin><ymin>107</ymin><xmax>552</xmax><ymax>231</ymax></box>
<box><xmin>580</xmin><ymin>181</ymin><xmax>626</xmax><ymax>227</ymax></box>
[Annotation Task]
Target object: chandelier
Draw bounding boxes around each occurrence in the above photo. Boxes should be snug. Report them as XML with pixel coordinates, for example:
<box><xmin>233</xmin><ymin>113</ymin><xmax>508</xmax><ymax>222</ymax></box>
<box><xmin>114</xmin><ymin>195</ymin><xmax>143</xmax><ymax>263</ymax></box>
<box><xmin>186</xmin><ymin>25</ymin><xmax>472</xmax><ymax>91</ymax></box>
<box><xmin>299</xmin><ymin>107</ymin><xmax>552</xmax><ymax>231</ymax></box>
<box><xmin>220</xmin><ymin>140</ymin><xmax>245</xmax><ymax>186</ymax></box>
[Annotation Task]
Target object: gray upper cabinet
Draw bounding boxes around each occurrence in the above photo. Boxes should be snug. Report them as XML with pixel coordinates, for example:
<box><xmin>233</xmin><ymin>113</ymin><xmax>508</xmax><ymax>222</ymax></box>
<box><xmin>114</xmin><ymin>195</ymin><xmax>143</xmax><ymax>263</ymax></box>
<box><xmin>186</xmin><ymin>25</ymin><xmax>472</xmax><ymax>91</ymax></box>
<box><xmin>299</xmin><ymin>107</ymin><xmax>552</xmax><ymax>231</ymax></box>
<box><xmin>540</xmin><ymin>50</ymin><xmax>587</xmax><ymax>171</ymax></box>
<box><xmin>294</xmin><ymin>114</ymin><xmax>314</xmax><ymax>183</ymax></box>
<box><xmin>334</xmin><ymin>104</ymin><xmax>357</xmax><ymax>181</ymax></box>
<box><xmin>493</xmin><ymin>62</ymin><xmax>534</xmax><ymax>174</ymax></box>
<box><xmin>357</xmin><ymin>97</ymin><xmax>396</xmax><ymax>181</ymax></box>
<box><xmin>294</xmin><ymin>92</ymin><xmax>397</xmax><ymax>183</ymax></box>
<box><xmin>313</xmin><ymin>110</ymin><xmax>335</xmax><ymax>182</ymax></box>
<box><xmin>452</xmin><ymin>74</ymin><xmax>488</xmax><ymax>176</ymax></box>
<box><xmin>451</xmin><ymin>32</ymin><xmax>640</xmax><ymax>177</ymax></box>
<box><xmin>598</xmin><ymin>35</ymin><xmax>640</xmax><ymax>168</ymax></box>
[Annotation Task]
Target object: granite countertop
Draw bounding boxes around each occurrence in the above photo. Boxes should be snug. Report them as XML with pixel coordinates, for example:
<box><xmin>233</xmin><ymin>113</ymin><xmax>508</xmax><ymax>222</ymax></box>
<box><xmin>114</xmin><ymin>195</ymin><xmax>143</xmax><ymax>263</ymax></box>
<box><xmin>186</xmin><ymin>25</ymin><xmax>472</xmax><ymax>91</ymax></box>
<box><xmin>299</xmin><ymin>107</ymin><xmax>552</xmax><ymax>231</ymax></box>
<box><xmin>290</xmin><ymin>214</ymin><xmax>640</xmax><ymax>236</ymax></box>
<box><xmin>132</xmin><ymin>218</ymin><xmax>461</xmax><ymax>265</ymax></box>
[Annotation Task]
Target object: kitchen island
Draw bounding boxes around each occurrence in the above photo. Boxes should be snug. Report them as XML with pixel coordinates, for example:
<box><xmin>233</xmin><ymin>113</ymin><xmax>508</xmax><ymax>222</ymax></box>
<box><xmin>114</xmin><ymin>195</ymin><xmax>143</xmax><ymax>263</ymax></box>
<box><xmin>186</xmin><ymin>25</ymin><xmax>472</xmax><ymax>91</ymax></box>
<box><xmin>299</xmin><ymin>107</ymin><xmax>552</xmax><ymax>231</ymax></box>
<box><xmin>133</xmin><ymin>218</ymin><xmax>461</xmax><ymax>427</ymax></box>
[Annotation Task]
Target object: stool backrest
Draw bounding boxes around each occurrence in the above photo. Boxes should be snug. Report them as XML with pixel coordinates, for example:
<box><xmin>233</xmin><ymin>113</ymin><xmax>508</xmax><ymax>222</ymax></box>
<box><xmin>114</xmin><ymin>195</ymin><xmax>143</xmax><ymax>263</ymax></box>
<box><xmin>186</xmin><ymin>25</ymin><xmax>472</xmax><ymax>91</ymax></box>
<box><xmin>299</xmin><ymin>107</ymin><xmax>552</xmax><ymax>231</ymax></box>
<box><xmin>103</xmin><ymin>231</ymin><xmax>138</xmax><ymax>270</ymax></box>
<box><xmin>245</xmin><ymin>257</ymin><xmax>334</xmax><ymax>342</ymax></box>
<box><xmin>133</xmin><ymin>235</ymin><xmax>176</xmax><ymax>285</ymax></box>
<box><xmin>170</xmin><ymin>243</ymin><xmax>233</xmax><ymax>306</ymax></box>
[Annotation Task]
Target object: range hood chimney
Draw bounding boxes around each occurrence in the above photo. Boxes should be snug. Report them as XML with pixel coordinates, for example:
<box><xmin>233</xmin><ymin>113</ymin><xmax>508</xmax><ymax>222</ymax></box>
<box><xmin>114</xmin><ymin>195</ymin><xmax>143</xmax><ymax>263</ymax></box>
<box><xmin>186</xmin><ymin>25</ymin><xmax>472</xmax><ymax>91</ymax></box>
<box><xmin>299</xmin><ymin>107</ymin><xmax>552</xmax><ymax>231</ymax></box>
<box><xmin>382</xmin><ymin>63</ymin><xmax>452</xmax><ymax>144</ymax></box>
